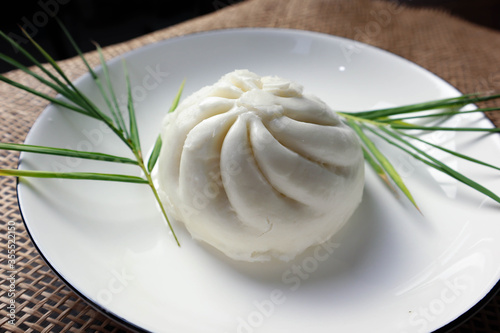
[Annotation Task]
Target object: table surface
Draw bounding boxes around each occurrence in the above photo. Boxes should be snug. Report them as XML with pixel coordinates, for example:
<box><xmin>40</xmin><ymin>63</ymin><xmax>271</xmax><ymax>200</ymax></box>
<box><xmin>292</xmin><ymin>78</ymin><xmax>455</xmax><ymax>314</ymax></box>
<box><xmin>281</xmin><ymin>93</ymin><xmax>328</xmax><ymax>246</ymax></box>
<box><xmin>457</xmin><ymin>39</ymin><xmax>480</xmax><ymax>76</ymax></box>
<box><xmin>0</xmin><ymin>0</ymin><xmax>499</xmax><ymax>332</ymax></box>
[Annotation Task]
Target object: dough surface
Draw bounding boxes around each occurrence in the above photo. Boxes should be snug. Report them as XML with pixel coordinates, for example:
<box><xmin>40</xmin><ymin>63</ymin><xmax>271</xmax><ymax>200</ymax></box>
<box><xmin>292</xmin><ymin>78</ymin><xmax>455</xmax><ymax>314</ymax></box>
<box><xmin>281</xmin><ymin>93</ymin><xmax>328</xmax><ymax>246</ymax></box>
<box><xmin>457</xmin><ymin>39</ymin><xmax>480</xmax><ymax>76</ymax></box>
<box><xmin>157</xmin><ymin>70</ymin><xmax>364</xmax><ymax>262</ymax></box>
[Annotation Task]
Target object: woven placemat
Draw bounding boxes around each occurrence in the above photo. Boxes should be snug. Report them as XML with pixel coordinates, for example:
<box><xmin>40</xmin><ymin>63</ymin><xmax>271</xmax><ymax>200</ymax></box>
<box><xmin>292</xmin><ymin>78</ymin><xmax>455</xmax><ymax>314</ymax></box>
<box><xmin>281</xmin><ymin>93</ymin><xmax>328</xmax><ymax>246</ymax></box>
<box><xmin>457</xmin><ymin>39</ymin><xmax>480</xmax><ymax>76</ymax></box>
<box><xmin>1</xmin><ymin>0</ymin><xmax>499</xmax><ymax>332</ymax></box>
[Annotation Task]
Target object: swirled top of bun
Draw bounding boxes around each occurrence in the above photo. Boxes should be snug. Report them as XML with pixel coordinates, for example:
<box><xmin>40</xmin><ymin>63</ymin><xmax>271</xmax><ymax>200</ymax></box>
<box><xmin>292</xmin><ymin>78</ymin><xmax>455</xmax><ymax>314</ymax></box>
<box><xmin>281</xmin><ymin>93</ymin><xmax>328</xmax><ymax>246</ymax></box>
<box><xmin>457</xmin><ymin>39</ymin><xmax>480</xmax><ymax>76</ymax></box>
<box><xmin>157</xmin><ymin>70</ymin><xmax>364</xmax><ymax>262</ymax></box>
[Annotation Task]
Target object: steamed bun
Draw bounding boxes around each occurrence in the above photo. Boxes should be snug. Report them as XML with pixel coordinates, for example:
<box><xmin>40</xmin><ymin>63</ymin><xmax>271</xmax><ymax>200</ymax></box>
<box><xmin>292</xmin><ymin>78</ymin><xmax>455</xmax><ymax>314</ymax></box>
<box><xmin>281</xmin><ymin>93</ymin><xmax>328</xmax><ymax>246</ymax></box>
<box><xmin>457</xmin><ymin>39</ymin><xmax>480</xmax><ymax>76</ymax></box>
<box><xmin>157</xmin><ymin>70</ymin><xmax>364</xmax><ymax>262</ymax></box>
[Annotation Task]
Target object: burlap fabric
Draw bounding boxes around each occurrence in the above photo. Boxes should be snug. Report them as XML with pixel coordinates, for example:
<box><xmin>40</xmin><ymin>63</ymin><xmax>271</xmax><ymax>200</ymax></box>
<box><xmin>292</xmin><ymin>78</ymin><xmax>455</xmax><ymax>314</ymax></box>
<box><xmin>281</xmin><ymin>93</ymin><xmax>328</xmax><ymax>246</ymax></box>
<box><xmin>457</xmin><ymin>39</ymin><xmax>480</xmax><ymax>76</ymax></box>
<box><xmin>1</xmin><ymin>0</ymin><xmax>499</xmax><ymax>332</ymax></box>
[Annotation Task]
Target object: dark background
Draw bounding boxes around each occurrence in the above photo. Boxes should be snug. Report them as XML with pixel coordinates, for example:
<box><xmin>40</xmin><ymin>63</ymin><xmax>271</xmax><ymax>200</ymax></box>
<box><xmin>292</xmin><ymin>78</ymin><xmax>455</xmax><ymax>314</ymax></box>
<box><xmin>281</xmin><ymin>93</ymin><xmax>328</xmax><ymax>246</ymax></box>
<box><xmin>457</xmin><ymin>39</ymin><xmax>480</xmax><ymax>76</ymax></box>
<box><xmin>0</xmin><ymin>0</ymin><xmax>244</xmax><ymax>73</ymax></box>
<box><xmin>0</xmin><ymin>0</ymin><xmax>499</xmax><ymax>73</ymax></box>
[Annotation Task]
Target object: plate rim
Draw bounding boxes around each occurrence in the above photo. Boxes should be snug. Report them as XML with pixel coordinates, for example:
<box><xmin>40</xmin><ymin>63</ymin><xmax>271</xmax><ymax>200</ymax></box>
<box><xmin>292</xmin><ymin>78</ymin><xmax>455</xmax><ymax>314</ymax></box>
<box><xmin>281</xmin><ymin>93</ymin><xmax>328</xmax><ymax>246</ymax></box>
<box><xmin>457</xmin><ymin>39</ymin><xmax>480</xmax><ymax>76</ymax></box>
<box><xmin>15</xmin><ymin>27</ymin><xmax>500</xmax><ymax>333</ymax></box>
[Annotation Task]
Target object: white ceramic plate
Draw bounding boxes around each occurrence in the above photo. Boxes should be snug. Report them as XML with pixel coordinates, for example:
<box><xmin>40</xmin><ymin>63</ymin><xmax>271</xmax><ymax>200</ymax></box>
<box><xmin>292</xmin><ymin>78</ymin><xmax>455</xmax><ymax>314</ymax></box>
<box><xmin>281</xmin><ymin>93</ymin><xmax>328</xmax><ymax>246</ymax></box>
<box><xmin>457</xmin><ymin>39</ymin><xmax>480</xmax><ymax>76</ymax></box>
<box><xmin>17</xmin><ymin>29</ymin><xmax>500</xmax><ymax>333</ymax></box>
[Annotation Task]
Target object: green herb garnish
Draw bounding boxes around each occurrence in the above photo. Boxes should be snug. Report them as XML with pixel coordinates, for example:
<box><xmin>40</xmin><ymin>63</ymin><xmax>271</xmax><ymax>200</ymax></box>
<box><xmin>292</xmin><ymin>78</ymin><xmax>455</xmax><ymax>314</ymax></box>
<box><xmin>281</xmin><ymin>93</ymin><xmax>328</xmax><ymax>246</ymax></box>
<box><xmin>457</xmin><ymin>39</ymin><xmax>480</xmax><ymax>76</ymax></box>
<box><xmin>338</xmin><ymin>95</ymin><xmax>500</xmax><ymax>208</ymax></box>
<box><xmin>0</xmin><ymin>20</ymin><xmax>184</xmax><ymax>246</ymax></box>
